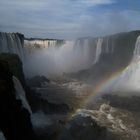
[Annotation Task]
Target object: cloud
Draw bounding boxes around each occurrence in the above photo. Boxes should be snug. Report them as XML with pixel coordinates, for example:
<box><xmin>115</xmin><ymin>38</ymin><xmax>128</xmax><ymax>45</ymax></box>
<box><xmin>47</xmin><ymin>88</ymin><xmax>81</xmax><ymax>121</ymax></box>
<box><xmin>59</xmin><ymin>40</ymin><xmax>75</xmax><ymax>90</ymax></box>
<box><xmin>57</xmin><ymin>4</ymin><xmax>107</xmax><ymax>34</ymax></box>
<box><xmin>76</xmin><ymin>10</ymin><xmax>140</xmax><ymax>37</ymax></box>
<box><xmin>0</xmin><ymin>0</ymin><xmax>140</xmax><ymax>39</ymax></box>
<box><xmin>80</xmin><ymin>0</ymin><xmax>115</xmax><ymax>5</ymax></box>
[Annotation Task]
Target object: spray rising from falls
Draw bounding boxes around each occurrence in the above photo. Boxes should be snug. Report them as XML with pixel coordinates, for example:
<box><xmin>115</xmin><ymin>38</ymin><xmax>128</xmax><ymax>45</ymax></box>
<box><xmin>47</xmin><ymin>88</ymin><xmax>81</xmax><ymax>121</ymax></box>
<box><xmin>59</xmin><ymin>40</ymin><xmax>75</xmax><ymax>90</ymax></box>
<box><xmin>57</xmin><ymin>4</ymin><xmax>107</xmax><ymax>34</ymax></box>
<box><xmin>24</xmin><ymin>39</ymin><xmax>98</xmax><ymax>77</ymax></box>
<box><xmin>24</xmin><ymin>37</ymin><xmax>114</xmax><ymax>77</ymax></box>
<box><xmin>24</xmin><ymin>39</ymin><xmax>58</xmax><ymax>50</ymax></box>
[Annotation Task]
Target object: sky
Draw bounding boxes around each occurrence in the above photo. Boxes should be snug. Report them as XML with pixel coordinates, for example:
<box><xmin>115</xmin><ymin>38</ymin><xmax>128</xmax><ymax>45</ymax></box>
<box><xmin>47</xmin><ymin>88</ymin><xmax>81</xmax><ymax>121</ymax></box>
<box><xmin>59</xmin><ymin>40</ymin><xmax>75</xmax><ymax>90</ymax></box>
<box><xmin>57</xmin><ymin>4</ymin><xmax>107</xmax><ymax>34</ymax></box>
<box><xmin>0</xmin><ymin>0</ymin><xmax>140</xmax><ymax>39</ymax></box>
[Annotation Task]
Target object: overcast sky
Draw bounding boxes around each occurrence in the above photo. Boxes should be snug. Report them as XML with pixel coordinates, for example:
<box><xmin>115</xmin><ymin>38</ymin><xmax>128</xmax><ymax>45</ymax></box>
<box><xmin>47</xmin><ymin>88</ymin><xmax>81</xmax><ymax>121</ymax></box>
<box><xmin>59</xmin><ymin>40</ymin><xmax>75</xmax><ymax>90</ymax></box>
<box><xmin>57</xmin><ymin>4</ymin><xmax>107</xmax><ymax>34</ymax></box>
<box><xmin>0</xmin><ymin>0</ymin><xmax>140</xmax><ymax>39</ymax></box>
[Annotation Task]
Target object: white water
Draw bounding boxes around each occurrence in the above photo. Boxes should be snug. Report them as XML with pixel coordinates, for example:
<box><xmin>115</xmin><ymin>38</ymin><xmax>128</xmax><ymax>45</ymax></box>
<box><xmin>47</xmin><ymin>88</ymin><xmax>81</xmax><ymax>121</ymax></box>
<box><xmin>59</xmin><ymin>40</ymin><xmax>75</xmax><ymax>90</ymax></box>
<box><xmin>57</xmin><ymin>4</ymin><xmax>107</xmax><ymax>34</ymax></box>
<box><xmin>73</xmin><ymin>103</ymin><xmax>139</xmax><ymax>139</ymax></box>
<box><xmin>133</xmin><ymin>36</ymin><xmax>140</xmax><ymax>61</ymax></box>
<box><xmin>126</xmin><ymin>36</ymin><xmax>140</xmax><ymax>91</ymax></box>
<box><xmin>107</xmin><ymin>37</ymin><xmax>114</xmax><ymax>53</ymax></box>
<box><xmin>0</xmin><ymin>33</ymin><xmax>25</xmax><ymax>61</ymax></box>
<box><xmin>93</xmin><ymin>38</ymin><xmax>103</xmax><ymax>64</ymax></box>
<box><xmin>24</xmin><ymin>39</ymin><xmax>57</xmax><ymax>50</ymax></box>
<box><xmin>103</xmin><ymin>36</ymin><xmax>140</xmax><ymax>93</ymax></box>
<box><xmin>13</xmin><ymin>76</ymin><xmax>32</xmax><ymax>114</ymax></box>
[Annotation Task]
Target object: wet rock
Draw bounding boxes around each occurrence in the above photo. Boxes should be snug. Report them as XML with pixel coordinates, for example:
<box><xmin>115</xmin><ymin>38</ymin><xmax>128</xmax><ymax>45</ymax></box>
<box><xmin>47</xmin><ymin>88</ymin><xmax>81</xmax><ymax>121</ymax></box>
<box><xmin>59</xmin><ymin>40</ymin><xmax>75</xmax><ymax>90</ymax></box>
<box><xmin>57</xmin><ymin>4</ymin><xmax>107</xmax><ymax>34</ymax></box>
<box><xmin>26</xmin><ymin>75</ymin><xmax>50</xmax><ymax>87</ymax></box>
<box><xmin>0</xmin><ymin>60</ymin><xmax>35</xmax><ymax>140</ymax></box>
<box><xmin>0</xmin><ymin>53</ymin><xmax>26</xmax><ymax>87</ymax></box>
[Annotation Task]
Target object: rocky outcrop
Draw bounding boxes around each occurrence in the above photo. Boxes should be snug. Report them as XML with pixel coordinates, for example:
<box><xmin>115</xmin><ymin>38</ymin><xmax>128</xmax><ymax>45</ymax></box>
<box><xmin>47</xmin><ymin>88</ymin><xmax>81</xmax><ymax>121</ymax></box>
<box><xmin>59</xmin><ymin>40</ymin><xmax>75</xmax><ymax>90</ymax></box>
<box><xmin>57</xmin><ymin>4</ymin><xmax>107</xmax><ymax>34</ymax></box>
<box><xmin>27</xmin><ymin>88</ymin><xmax>71</xmax><ymax>114</ymax></box>
<box><xmin>0</xmin><ymin>60</ymin><xmax>35</xmax><ymax>140</ymax></box>
<box><xmin>26</xmin><ymin>75</ymin><xmax>72</xmax><ymax>114</ymax></box>
<box><xmin>0</xmin><ymin>53</ymin><xmax>26</xmax><ymax>87</ymax></box>
<box><xmin>27</xmin><ymin>76</ymin><xmax>50</xmax><ymax>87</ymax></box>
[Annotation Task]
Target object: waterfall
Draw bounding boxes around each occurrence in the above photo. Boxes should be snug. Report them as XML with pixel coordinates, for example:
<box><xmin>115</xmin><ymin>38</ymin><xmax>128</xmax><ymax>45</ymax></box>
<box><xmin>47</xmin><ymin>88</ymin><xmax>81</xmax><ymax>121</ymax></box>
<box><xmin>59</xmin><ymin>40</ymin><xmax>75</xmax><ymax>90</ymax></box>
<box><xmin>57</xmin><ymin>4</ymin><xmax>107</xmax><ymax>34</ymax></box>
<box><xmin>126</xmin><ymin>35</ymin><xmax>140</xmax><ymax>90</ymax></box>
<box><xmin>24</xmin><ymin>39</ymin><xmax>57</xmax><ymax>49</ymax></box>
<box><xmin>83</xmin><ymin>39</ymin><xmax>90</xmax><ymax>62</ymax></box>
<box><xmin>105</xmin><ymin>36</ymin><xmax>140</xmax><ymax>93</ymax></box>
<box><xmin>77</xmin><ymin>39</ymin><xmax>90</xmax><ymax>65</ymax></box>
<box><xmin>132</xmin><ymin>36</ymin><xmax>140</xmax><ymax>61</ymax></box>
<box><xmin>103</xmin><ymin>37</ymin><xmax>114</xmax><ymax>53</ymax></box>
<box><xmin>0</xmin><ymin>32</ymin><xmax>25</xmax><ymax>61</ymax></box>
<box><xmin>12</xmin><ymin>76</ymin><xmax>32</xmax><ymax>114</ymax></box>
<box><xmin>93</xmin><ymin>38</ymin><xmax>103</xmax><ymax>64</ymax></box>
<box><xmin>73</xmin><ymin>38</ymin><xmax>94</xmax><ymax>68</ymax></box>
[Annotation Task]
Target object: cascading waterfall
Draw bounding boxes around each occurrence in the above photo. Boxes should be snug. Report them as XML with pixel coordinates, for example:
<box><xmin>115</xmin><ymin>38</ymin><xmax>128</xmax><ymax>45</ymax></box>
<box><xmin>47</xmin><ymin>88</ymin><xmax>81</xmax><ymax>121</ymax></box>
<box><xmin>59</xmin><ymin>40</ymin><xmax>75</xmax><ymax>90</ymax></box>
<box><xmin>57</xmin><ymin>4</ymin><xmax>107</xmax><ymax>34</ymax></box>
<box><xmin>132</xmin><ymin>36</ymin><xmax>140</xmax><ymax>61</ymax></box>
<box><xmin>74</xmin><ymin>38</ymin><xmax>99</xmax><ymax>68</ymax></box>
<box><xmin>74</xmin><ymin>39</ymin><xmax>91</xmax><ymax>66</ymax></box>
<box><xmin>93</xmin><ymin>38</ymin><xmax>103</xmax><ymax>64</ymax></box>
<box><xmin>105</xmin><ymin>36</ymin><xmax>140</xmax><ymax>92</ymax></box>
<box><xmin>127</xmin><ymin>35</ymin><xmax>140</xmax><ymax>90</ymax></box>
<box><xmin>103</xmin><ymin>37</ymin><xmax>114</xmax><ymax>54</ymax></box>
<box><xmin>24</xmin><ymin>39</ymin><xmax>57</xmax><ymax>49</ymax></box>
<box><xmin>91</xmin><ymin>37</ymin><xmax>115</xmax><ymax>65</ymax></box>
<box><xmin>24</xmin><ymin>40</ymin><xmax>94</xmax><ymax>76</ymax></box>
<box><xmin>24</xmin><ymin>36</ymin><xmax>119</xmax><ymax>77</ymax></box>
<box><xmin>0</xmin><ymin>32</ymin><xmax>25</xmax><ymax>61</ymax></box>
<box><xmin>13</xmin><ymin>76</ymin><xmax>32</xmax><ymax>114</ymax></box>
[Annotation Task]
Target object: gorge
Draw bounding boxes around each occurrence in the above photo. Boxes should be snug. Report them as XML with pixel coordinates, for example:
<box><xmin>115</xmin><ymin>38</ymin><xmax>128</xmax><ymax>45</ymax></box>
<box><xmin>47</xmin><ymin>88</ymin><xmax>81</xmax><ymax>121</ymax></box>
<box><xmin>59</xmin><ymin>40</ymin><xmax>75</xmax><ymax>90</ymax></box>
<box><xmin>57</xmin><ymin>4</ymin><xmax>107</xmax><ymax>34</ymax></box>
<box><xmin>0</xmin><ymin>30</ymin><xmax>140</xmax><ymax>140</ymax></box>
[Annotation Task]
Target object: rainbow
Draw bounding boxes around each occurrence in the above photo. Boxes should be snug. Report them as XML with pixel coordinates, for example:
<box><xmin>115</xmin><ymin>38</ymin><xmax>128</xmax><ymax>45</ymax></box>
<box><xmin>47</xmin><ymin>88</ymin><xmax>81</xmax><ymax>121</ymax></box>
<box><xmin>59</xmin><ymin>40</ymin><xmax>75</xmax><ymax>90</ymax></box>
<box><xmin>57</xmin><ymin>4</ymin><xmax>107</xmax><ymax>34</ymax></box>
<box><xmin>79</xmin><ymin>60</ymin><xmax>140</xmax><ymax>107</ymax></box>
<box><xmin>66</xmin><ymin>60</ymin><xmax>140</xmax><ymax>121</ymax></box>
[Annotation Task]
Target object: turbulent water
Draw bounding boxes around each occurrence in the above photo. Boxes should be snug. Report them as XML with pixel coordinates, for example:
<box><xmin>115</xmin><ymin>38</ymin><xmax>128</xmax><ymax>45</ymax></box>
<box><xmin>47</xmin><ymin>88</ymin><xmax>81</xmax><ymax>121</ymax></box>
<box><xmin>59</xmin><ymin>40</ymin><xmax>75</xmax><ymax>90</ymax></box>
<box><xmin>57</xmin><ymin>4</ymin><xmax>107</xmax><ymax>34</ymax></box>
<box><xmin>1</xmin><ymin>31</ymin><xmax>140</xmax><ymax>140</ymax></box>
<box><xmin>68</xmin><ymin>103</ymin><xmax>140</xmax><ymax>140</ymax></box>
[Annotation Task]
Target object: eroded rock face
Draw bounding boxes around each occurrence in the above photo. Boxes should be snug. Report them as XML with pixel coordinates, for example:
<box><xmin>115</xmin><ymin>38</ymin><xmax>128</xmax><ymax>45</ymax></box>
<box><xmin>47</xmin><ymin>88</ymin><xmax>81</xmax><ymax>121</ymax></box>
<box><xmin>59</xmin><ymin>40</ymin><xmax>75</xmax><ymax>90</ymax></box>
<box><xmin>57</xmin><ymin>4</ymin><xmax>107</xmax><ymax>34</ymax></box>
<box><xmin>0</xmin><ymin>60</ymin><xmax>35</xmax><ymax>140</ymax></box>
<box><xmin>26</xmin><ymin>87</ymin><xmax>71</xmax><ymax>114</ymax></box>
<box><xmin>0</xmin><ymin>53</ymin><xmax>26</xmax><ymax>87</ymax></box>
<box><xmin>27</xmin><ymin>75</ymin><xmax>50</xmax><ymax>88</ymax></box>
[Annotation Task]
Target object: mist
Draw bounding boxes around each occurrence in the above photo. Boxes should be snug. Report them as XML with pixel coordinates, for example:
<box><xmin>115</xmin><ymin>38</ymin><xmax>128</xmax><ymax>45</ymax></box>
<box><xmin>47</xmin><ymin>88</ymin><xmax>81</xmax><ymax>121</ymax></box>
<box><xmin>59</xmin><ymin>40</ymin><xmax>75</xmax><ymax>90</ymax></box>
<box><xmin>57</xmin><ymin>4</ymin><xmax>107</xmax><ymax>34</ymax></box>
<box><xmin>24</xmin><ymin>40</ymin><xmax>92</xmax><ymax>78</ymax></box>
